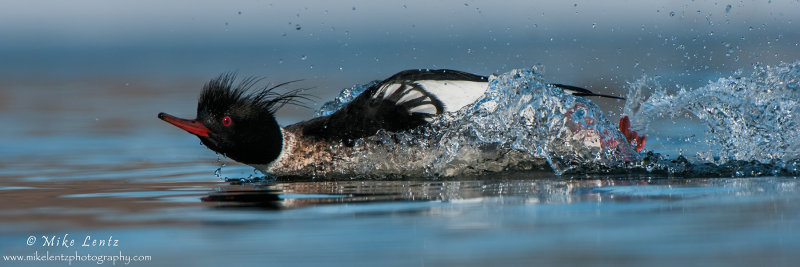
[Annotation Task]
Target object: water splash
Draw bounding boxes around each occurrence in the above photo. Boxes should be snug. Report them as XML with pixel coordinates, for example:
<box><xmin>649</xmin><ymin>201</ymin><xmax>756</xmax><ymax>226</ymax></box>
<box><xmin>434</xmin><ymin>68</ymin><xmax>640</xmax><ymax>174</ymax></box>
<box><xmin>625</xmin><ymin>62</ymin><xmax>800</xmax><ymax>176</ymax></box>
<box><xmin>314</xmin><ymin>80</ymin><xmax>376</xmax><ymax>117</ymax></box>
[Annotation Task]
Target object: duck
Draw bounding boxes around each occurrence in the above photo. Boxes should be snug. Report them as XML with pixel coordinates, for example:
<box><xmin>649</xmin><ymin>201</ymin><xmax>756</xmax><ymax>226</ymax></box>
<box><xmin>158</xmin><ymin>69</ymin><xmax>645</xmax><ymax>176</ymax></box>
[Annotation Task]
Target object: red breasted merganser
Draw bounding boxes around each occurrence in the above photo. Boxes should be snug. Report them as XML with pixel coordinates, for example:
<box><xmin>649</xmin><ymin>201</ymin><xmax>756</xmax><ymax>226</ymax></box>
<box><xmin>158</xmin><ymin>69</ymin><xmax>645</xmax><ymax>176</ymax></box>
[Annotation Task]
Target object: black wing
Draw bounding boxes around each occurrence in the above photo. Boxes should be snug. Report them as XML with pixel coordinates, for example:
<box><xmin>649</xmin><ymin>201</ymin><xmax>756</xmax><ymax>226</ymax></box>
<box><xmin>292</xmin><ymin>69</ymin><xmax>485</xmax><ymax>141</ymax></box>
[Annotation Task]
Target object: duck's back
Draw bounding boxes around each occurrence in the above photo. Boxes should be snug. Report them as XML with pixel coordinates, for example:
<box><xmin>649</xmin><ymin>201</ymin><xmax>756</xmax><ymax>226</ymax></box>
<box><xmin>292</xmin><ymin>69</ymin><xmax>490</xmax><ymax>141</ymax></box>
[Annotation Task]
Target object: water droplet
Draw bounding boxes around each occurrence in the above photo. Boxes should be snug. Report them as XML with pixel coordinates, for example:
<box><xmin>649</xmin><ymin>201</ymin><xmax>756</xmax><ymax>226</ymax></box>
<box><xmin>214</xmin><ymin>161</ymin><xmax>226</xmax><ymax>178</ymax></box>
<box><xmin>237</xmin><ymin>11</ymin><xmax>242</xmax><ymax>15</ymax></box>
<box><xmin>295</xmin><ymin>24</ymin><xmax>302</xmax><ymax>30</ymax></box>
<box><xmin>339</xmin><ymin>66</ymin><xmax>344</xmax><ymax>71</ymax></box>
<box><xmin>725</xmin><ymin>4</ymin><xmax>732</xmax><ymax>14</ymax></box>
<box><xmin>300</xmin><ymin>55</ymin><xmax>307</xmax><ymax>60</ymax></box>
<box><xmin>592</xmin><ymin>22</ymin><xmax>597</xmax><ymax>29</ymax></box>
<box><xmin>352</xmin><ymin>6</ymin><xmax>356</xmax><ymax>11</ymax></box>
<box><xmin>669</xmin><ymin>11</ymin><xmax>676</xmax><ymax>17</ymax></box>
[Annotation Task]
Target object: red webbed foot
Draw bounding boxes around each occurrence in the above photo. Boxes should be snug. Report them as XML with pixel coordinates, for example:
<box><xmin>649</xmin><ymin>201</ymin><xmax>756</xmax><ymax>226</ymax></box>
<box><xmin>619</xmin><ymin>116</ymin><xmax>646</xmax><ymax>152</ymax></box>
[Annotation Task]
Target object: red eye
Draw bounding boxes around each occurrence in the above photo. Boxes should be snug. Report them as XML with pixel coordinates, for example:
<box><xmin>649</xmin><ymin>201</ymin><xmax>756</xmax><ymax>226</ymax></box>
<box><xmin>222</xmin><ymin>116</ymin><xmax>232</xmax><ymax>126</ymax></box>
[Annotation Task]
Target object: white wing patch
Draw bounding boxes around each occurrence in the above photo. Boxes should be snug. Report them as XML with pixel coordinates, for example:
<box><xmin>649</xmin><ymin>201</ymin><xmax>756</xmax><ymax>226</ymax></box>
<box><xmin>415</xmin><ymin>80</ymin><xmax>488</xmax><ymax>112</ymax></box>
<box><xmin>371</xmin><ymin>79</ymin><xmax>489</xmax><ymax>121</ymax></box>
<box><xmin>408</xmin><ymin>104</ymin><xmax>438</xmax><ymax>114</ymax></box>
<box><xmin>397</xmin><ymin>90</ymin><xmax>424</xmax><ymax>104</ymax></box>
<box><xmin>373</xmin><ymin>83</ymin><xmax>402</xmax><ymax>99</ymax></box>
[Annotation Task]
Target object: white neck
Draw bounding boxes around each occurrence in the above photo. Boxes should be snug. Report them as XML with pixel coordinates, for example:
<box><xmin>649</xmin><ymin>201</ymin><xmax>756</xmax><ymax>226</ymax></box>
<box><xmin>252</xmin><ymin>127</ymin><xmax>295</xmax><ymax>174</ymax></box>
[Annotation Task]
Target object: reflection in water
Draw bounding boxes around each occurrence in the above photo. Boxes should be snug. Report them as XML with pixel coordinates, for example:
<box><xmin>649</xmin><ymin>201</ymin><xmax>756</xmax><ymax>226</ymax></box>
<box><xmin>200</xmin><ymin>177</ymin><xmax>799</xmax><ymax>211</ymax></box>
<box><xmin>202</xmin><ymin>189</ymin><xmax>283</xmax><ymax>209</ymax></box>
<box><xmin>2</xmin><ymin>168</ymin><xmax>798</xmax><ymax>233</ymax></box>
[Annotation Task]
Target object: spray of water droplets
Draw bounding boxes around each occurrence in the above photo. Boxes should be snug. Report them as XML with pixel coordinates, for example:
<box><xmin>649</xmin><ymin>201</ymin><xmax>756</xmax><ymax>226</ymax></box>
<box><xmin>624</xmin><ymin>62</ymin><xmax>800</xmax><ymax>176</ymax></box>
<box><xmin>314</xmin><ymin>80</ymin><xmax>377</xmax><ymax>117</ymax></box>
<box><xmin>214</xmin><ymin>155</ymin><xmax>227</xmax><ymax>179</ymax></box>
